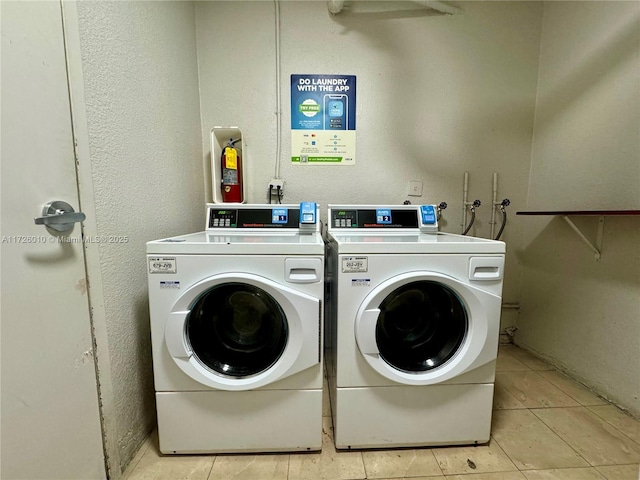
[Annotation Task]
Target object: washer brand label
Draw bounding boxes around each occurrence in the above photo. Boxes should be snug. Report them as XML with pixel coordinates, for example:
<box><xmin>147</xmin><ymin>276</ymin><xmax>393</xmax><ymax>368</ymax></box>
<box><xmin>351</xmin><ymin>278</ymin><xmax>370</xmax><ymax>287</ymax></box>
<box><xmin>160</xmin><ymin>281</ymin><xmax>180</xmax><ymax>289</ymax></box>
<box><xmin>149</xmin><ymin>257</ymin><xmax>177</xmax><ymax>274</ymax></box>
<box><xmin>342</xmin><ymin>256</ymin><xmax>368</xmax><ymax>273</ymax></box>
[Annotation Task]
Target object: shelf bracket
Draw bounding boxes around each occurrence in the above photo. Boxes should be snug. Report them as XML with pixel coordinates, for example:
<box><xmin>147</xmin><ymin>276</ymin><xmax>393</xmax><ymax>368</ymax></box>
<box><xmin>562</xmin><ymin>216</ymin><xmax>604</xmax><ymax>261</ymax></box>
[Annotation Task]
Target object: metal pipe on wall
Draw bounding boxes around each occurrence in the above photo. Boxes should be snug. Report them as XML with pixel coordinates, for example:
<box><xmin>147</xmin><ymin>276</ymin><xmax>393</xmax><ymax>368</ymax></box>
<box><xmin>462</xmin><ymin>171</ymin><xmax>469</xmax><ymax>234</ymax></box>
<box><xmin>274</xmin><ymin>0</ymin><xmax>282</xmax><ymax>179</ymax></box>
<box><xmin>490</xmin><ymin>172</ymin><xmax>498</xmax><ymax>238</ymax></box>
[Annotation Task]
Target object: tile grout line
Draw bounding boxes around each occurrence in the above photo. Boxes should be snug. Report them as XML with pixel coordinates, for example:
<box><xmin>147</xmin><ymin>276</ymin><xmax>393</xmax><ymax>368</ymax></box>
<box><xmin>529</xmin><ymin>406</ymin><xmax>600</xmax><ymax>468</ymax></box>
<box><xmin>482</xmin><ymin>433</ymin><xmax>521</xmax><ymax>475</ymax></box>
<box><xmin>502</xmin><ymin>346</ymin><xmax>636</xmax><ymax>469</ymax></box>
<box><xmin>496</xmin><ymin>373</ymin><xmax>579</xmax><ymax>410</ymax></box>
<box><xmin>539</xmin><ymin>371</ymin><xmax>610</xmax><ymax>409</ymax></box>
<box><xmin>120</xmin><ymin>432</ymin><xmax>153</xmax><ymax>480</ymax></box>
<box><xmin>585</xmin><ymin>405</ymin><xmax>640</xmax><ymax>448</ymax></box>
<box><xmin>488</xmin><ymin>423</ymin><xmax>534</xmax><ymax>475</ymax></box>
<box><xmin>429</xmin><ymin>447</ymin><xmax>446</xmax><ymax>477</ymax></box>
<box><xmin>205</xmin><ymin>456</ymin><xmax>216</xmax><ymax>480</ymax></box>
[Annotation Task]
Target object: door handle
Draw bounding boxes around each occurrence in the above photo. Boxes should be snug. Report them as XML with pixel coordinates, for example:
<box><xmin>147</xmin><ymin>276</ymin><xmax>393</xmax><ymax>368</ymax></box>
<box><xmin>34</xmin><ymin>200</ymin><xmax>86</xmax><ymax>233</ymax></box>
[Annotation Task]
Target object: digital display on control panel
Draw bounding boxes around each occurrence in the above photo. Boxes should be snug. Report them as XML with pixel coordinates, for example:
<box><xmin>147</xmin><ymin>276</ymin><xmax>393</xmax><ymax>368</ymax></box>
<box><xmin>331</xmin><ymin>209</ymin><xmax>419</xmax><ymax>228</ymax></box>
<box><xmin>332</xmin><ymin>210</ymin><xmax>357</xmax><ymax>228</ymax></box>
<box><xmin>209</xmin><ymin>209</ymin><xmax>238</xmax><ymax>228</ymax></box>
<box><xmin>209</xmin><ymin>208</ymin><xmax>300</xmax><ymax>228</ymax></box>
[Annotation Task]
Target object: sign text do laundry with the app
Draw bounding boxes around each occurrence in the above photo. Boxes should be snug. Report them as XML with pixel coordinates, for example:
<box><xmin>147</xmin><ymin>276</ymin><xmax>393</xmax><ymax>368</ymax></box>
<box><xmin>291</xmin><ymin>74</ymin><xmax>356</xmax><ymax>165</ymax></box>
<box><xmin>296</xmin><ymin>77</ymin><xmax>351</xmax><ymax>92</ymax></box>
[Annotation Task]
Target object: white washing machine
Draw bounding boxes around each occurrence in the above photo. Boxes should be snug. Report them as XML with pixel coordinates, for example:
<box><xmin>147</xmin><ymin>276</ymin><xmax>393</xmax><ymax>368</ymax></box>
<box><xmin>147</xmin><ymin>203</ymin><xmax>324</xmax><ymax>454</ymax></box>
<box><xmin>325</xmin><ymin>204</ymin><xmax>505</xmax><ymax>449</ymax></box>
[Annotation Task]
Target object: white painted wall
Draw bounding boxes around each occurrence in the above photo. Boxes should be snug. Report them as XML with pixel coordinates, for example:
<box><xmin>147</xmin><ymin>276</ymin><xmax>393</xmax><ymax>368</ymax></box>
<box><xmin>75</xmin><ymin>1</ymin><xmax>203</xmax><ymax>469</ymax></box>
<box><xmin>528</xmin><ymin>1</ymin><xmax>640</xmax><ymax>211</ymax></box>
<box><xmin>195</xmin><ymin>0</ymin><xmax>544</xmax><ymax>320</ymax></box>
<box><xmin>518</xmin><ymin>1</ymin><xmax>640</xmax><ymax>416</ymax></box>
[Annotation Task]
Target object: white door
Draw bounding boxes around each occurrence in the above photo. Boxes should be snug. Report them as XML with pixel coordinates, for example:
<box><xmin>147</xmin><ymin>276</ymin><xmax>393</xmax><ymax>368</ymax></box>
<box><xmin>1</xmin><ymin>2</ymin><xmax>106</xmax><ymax>479</ymax></box>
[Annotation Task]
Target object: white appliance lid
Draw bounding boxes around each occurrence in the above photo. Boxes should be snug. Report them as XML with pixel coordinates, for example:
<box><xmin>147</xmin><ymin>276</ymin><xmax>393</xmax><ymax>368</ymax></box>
<box><xmin>147</xmin><ymin>231</ymin><xmax>324</xmax><ymax>255</ymax></box>
<box><xmin>328</xmin><ymin>231</ymin><xmax>505</xmax><ymax>254</ymax></box>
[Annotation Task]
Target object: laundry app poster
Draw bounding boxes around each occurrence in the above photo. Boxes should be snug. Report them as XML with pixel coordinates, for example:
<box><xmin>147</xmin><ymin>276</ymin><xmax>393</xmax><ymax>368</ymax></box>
<box><xmin>291</xmin><ymin>74</ymin><xmax>356</xmax><ymax>165</ymax></box>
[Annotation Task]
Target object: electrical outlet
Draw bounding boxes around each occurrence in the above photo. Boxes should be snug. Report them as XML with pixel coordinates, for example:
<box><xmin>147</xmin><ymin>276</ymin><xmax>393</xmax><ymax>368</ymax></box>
<box><xmin>408</xmin><ymin>180</ymin><xmax>423</xmax><ymax>197</ymax></box>
<box><xmin>269</xmin><ymin>179</ymin><xmax>284</xmax><ymax>195</ymax></box>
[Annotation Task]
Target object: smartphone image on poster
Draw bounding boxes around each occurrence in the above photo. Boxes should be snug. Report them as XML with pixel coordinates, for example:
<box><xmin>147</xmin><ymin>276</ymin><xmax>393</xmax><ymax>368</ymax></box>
<box><xmin>323</xmin><ymin>94</ymin><xmax>348</xmax><ymax>130</ymax></box>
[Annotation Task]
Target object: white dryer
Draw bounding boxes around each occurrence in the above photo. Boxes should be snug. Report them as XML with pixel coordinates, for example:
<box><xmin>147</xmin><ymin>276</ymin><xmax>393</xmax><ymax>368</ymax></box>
<box><xmin>325</xmin><ymin>204</ymin><xmax>505</xmax><ymax>449</ymax></box>
<box><xmin>147</xmin><ymin>203</ymin><xmax>324</xmax><ymax>454</ymax></box>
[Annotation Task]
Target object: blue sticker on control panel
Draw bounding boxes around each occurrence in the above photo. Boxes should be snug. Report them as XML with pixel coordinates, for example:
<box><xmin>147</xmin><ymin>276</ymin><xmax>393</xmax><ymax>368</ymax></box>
<box><xmin>272</xmin><ymin>208</ymin><xmax>288</xmax><ymax>224</ymax></box>
<box><xmin>421</xmin><ymin>205</ymin><xmax>437</xmax><ymax>224</ymax></box>
<box><xmin>376</xmin><ymin>209</ymin><xmax>392</xmax><ymax>225</ymax></box>
<box><xmin>299</xmin><ymin>202</ymin><xmax>317</xmax><ymax>224</ymax></box>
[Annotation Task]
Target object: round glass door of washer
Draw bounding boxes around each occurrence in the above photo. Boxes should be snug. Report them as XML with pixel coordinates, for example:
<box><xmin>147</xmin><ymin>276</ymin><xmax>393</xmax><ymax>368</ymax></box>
<box><xmin>375</xmin><ymin>280</ymin><xmax>468</xmax><ymax>373</ymax></box>
<box><xmin>186</xmin><ymin>283</ymin><xmax>288</xmax><ymax>377</ymax></box>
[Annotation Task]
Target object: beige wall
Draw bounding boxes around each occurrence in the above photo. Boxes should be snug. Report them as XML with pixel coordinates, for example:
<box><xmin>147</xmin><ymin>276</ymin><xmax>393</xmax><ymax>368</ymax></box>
<box><xmin>76</xmin><ymin>1</ymin><xmax>204</xmax><ymax>469</ymax></box>
<box><xmin>195</xmin><ymin>0</ymin><xmax>544</xmax><ymax>321</ymax></box>
<box><xmin>518</xmin><ymin>1</ymin><xmax>640</xmax><ymax>416</ymax></box>
<box><xmin>529</xmin><ymin>1</ymin><xmax>639</xmax><ymax>211</ymax></box>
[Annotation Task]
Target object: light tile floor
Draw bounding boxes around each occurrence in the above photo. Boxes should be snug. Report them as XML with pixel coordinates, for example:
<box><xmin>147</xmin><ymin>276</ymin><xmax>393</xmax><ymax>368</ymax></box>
<box><xmin>124</xmin><ymin>345</ymin><xmax>640</xmax><ymax>480</ymax></box>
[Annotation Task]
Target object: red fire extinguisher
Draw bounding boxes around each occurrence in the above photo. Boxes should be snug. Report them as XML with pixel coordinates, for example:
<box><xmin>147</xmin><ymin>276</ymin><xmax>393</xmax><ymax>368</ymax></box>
<box><xmin>221</xmin><ymin>138</ymin><xmax>242</xmax><ymax>203</ymax></box>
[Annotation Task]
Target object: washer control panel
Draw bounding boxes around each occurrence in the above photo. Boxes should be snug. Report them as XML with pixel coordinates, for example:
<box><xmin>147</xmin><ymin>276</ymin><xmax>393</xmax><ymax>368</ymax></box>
<box><xmin>331</xmin><ymin>209</ymin><xmax>358</xmax><ymax>228</ymax></box>
<box><xmin>206</xmin><ymin>203</ymin><xmax>319</xmax><ymax>231</ymax></box>
<box><xmin>328</xmin><ymin>205</ymin><xmax>438</xmax><ymax>232</ymax></box>
<box><xmin>209</xmin><ymin>209</ymin><xmax>238</xmax><ymax>228</ymax></box>
<box><xmin>208</xmin><ymin>207</ymin><xmax>298</xmax><ymax>229</ymax></box>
